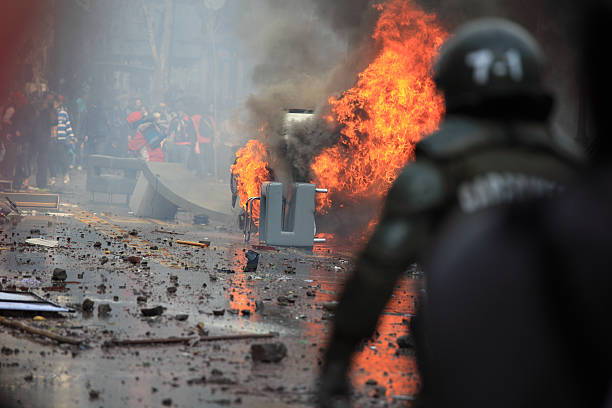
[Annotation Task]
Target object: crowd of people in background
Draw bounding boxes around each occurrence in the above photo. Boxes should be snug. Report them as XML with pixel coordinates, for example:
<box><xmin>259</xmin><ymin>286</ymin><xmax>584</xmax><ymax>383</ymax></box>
<box><xmin>0</xmin><ymin>87</ymin><xmax>233</xmax><ymax>191</ymax></box>
<box><xmin>125</xmin><ymin>98</ymin><xmax>216</xmax><ymax>176</ymax></box>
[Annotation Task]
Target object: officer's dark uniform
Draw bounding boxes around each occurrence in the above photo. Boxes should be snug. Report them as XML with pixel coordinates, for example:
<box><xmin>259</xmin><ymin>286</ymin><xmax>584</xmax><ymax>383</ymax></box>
<box><xmin>318</xmin><ymin>19</ymin><xmax>584</xmax><ymax>406</ymax></box>
<box><xmin>417</xmin><ymin>5</ymin><xmax>612</xmax><ymax>407</ymax></box>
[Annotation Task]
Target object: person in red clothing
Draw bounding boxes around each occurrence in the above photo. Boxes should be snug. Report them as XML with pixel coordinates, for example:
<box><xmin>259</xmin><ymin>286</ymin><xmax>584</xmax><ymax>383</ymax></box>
<box><xmin>126</xmin><ymin>110</ymin><xmax>165</xmax><ymax>162</ymax></box>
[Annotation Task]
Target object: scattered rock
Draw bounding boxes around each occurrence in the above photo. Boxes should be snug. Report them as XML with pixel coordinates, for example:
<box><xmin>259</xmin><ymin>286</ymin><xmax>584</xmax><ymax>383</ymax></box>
<box><xmin>322</xmin><ymin>301</ymin><xmax>338</xmax><ymax>311</ymax></box>
<box><xmin>24</xmin><ymin>373</ymin><xmax>34</xmax><ymax>382</ymax></box>
<box><xmin>306</xmin><ymin>290</ymin><xmax>316</xmax><ymax>297</ymax></box>
<box><xmin>98</xmin><ymin>304</ymin><xmax>112</xmax><ymax>318</ymax></box>
<box><xmin>166</xmin><ymin>286</ymin><xmax>177</xmax><ymax>294</ymax></box>
<box><xmin>141</xmin><ymin>306</ymin><xmax>164</xmax><ymax>317</ymax></box>
<box><xmin>82</xmin><ymin>298</ymin><xmax>94</xmax><ymax>312</ymax></box>
<box><xmin>213</xmin><ymin>309</ymin><xmax>225</xmax><ymax>316</ymax></box>
<box><xmin>397</xmin><ymin>334</ymin><xmax>415</xmax><ymax>349</ymax></box>
<box><xmin>244</xmin><ymin>250</ymin><xmax>259</xmax><ymax>272</ymax></box>
<box><xmin>128</xmin><ymin>229</ymin><xmax>138</xmax><ymax>236</ymax></box>
<box><xmin>93</xmin><ymin>242</ymin><xmax>102</xmax><ymax>248</ymax></box>
<box><xmin>52</xmin><ymin>268</ymin><xmax>67</xmax><ymax>281</ymax></box>
<box><xmin>127</xmin><ymin>256</ymin><xmax>141</xmax><ymax>265</ymax></box>
<box><xmin>100</xmin><ymin>256</ymin><xmax>109</xmax><ymax>265</ymax></box>
<box><xmin>89</xmin><ymin>390</ymin><xmax>100</xmax><ymax>400</ymax></box>
<box><xmin>162</xmin><ymin>398</ymin><xmax>172</xmax><ymax>406</ymax></box>
<box><xmin>175</xmin><ymin>314</ymin><xmax>188</xmax><ymax>321</ymax></box>
<box><xmin>250</xmin><ymin>342</ymin><xmax>287</xmax><ymax>363</ymax></box>
<box><xmin>136</xmin><ymin>296</ymin><xmax>147</xmax><ymax>303</ymax></box>
<box><xmin>371</xmin><ymin>385</ymin><xmax>387</xmax><ymax>398</ymax></box>
<box><xmin>277</xmin><ymin>295</ymin><xmax>295</xmax><ymax>305</ymax></box>
<box><xmin>240</xmin><ymin>309</ymin><xmax>251</xmax><ymax>317</ymax></box>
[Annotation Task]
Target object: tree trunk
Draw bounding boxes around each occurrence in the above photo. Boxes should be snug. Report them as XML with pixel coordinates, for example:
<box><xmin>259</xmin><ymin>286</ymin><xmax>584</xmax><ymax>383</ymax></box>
<box><xmin>141</xmin><ymin>0</ymin><xmax>174</xmax><ymax>104</ymax></box>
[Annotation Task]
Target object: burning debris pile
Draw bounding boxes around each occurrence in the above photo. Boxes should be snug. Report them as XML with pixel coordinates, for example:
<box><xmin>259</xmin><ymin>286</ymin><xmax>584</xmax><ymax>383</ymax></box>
<box><xmin>232</xmin><ymin>0</ymin><xmax>448</xmax><ymax>238</ymax></box>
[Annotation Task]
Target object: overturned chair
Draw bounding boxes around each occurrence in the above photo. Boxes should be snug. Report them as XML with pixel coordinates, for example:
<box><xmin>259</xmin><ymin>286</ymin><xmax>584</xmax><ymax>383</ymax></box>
<box><xmin>245</xmin><ymin>182</ymin><xmax>327</xmax><ymax>247</ymax></box>
<box><xmin>86</xmin><ymin>155</ymin><xmax>143</xmax><ymax>204</ymax></box>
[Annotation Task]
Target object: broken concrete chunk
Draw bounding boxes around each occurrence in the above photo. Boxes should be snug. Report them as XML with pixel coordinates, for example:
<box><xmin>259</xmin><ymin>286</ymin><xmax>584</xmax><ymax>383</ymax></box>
<box><xmin>127</xmin><ymin>256</ymin><xmax>141</xmax><ymax>265</ymax></box>
<box><xmin>52</xmin><ymin>268</ymin><xmax>67</xmax><ymax>281</ymax></box>
<box><xmin>397</xmin><ymin>334</ymin><xmax>415</xmax><ymax>349</ymax></box>
<box><xmin>141</xmin><ymin>306</ymin><xmax>164</xmax><ymax>317</ymax></box>
<box><xmin>82</xmin><ymin>298</ymin><xmax>94</xmax><ymax>312</ymax></box>
<box><xmin>243</xmin><ymin>250</ymin><xmax>259</xmax><ymax>272</ymax></box>
<box><xmin>98</xmin><ymin>304</ymin><xmax>111</xmax><ymax>318</ymax></box>
<box><xmin>251</xmin><ymin>342</ymin><xmax>287</xmax><ymax>363</ymax></box>
<box><xmin>322</xmin><ymin>301</ymin><xmax>338</xmax><ymax>311</ymax></box>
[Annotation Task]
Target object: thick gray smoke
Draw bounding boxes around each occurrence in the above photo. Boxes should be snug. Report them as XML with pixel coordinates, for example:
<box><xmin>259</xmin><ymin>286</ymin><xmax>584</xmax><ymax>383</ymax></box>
<box><xmin>234</xmin><ymin>0</ymin><xmax>583</xmax><ymax>185</ymax></box>
<box><xmin>232</xmin><ymin>0</ymin><xmax>584</xmax><ymax>238</ymax></box>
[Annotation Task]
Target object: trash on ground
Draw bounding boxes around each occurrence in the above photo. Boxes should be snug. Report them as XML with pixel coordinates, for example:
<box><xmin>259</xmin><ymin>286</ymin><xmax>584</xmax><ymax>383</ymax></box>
<box><xmin>0</xmin><ymin>291</ymin><xmax>73</xmax><ymax>313</ymax></box>
<box><xmin>25</xmin><ymin>238</ymin><xmax>59</xmax><ymax>248</ymax></box>
<box><xmin>141</xmin><ymin>306</ymin><xmax>164</xmax><ymax>317</ymax></box>
<box><xmin>244</xmin><ymin>250</ymin><xmax>259</xmax><ymax>272</ymax></box>
<box><xmin>250</xmin><ymin>342</ymin><xmax>287</xmax><ymax>363</ymax></box>
<box><xmin>176</xmin><ymin>240</ymin><xmax>209</xmax><ymax>248</ymax></box>
<box><xmin>0</xmin><ymin>316</ymin><xmax>82</xmax><ymax>345</ymax></box>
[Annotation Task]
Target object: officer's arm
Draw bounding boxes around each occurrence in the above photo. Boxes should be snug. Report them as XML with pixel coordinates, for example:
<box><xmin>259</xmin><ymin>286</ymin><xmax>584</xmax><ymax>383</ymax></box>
<box><xmin>323</xmin><ymin>160</ymin><xmax>446</xmax><ymax>371</ymax></box>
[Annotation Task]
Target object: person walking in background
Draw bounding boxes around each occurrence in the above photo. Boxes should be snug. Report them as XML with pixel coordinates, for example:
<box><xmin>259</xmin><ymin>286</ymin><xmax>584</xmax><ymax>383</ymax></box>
<box><xmin>31</xmin><ymin>97</ymin><xmax>55</xmax><ymax>189</ymax></box>
<box><xmin>52</xmin><ymin>97</ymin><xmax>76</xmax><ymax>184</ymax></box>
<box><xmin>194</xmin><ymin>108</ymin><xmax>215</xmax><ymax>177</ymax></box>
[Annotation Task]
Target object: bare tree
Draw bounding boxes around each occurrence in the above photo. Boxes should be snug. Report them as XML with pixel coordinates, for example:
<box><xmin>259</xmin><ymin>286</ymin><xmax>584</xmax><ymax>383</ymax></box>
<box><xmin>141</xmin><ymin>0</ymin><xmax>175</xmax><ymax>103</ymax></box>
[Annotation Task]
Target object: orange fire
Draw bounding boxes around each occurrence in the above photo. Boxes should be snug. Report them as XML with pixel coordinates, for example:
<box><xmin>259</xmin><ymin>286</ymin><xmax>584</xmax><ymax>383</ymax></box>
<box><xmin>311</xmin><ymin>0</ymin><xmax>447</xmax><ymax>213</ymax></box>
<box><xmin>231</xmin><ymin>139</ymin><xmax>271</xmax><ymax>218</ymax></box>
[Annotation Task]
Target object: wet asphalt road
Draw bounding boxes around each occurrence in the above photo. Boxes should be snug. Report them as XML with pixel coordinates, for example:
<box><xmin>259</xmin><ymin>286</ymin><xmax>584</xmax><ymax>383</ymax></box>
<box><xmin>1</xmin><ymin>181</ymin><xmax>421</xmax><ymax>408</ymax></box>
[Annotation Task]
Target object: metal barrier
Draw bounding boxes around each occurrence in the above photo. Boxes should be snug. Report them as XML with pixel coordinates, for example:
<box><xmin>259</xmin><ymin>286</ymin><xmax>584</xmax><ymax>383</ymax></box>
<box><xmin>244</xmin><ymin>197</ymin><xmax>260</xmax><ymax>243</ymax></box>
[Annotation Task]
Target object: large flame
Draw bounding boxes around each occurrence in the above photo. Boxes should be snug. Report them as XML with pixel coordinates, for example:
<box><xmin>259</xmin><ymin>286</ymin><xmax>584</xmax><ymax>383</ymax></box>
<box><xmin>311</xmin><ymin>0</ymin><xmax>447</xmax><ymax>213</ymax></box>
<box><xmin>231</xmin><ymin>0</ymin><xmax>447</xmax><ymax>233</ymax></box>
<box><xmin>231</xmin><ymin>139</ymin><xmax>271</xmax><ymax>218</ymax></box>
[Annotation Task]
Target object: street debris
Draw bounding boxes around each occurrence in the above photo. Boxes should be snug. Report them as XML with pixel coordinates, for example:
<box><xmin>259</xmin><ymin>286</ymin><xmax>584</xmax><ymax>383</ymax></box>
<box><xmin>104</xmin><ymin>336</ymin><xmax>195</xmax><ymax>347</ymax></box>
<box><xmin>1</xmin><ymin>291</ymin><xmax>73</xmax><ymax>313</ymax></box>
<box><xmin>250</xmin><ymin>342</ymin><xmax>287</xmax><ymax>363</ymax></box>
<box><xmin>126</xmin><ymin>256</ymin><xmax>141</xmax><ymax>265</ymax></box>
<box><xmin>25</xmin><ymin>238</ymin><xmax>59</xmax><ymax>248</ymax></box>
<box><xmin>154</xmin><ymin>229</ymin><xmax>184</xmax><ymax>235</ymax></box>
<box><xmin>397</xmin><ymin>334</ymin><xmax>415</xmax><ymax>349</ymax></box>
<box><xmin>244</xmin><ymin>250</ymin><xmax>259</xmax><ymax>272</ymax></box>
<box><xmin>177</xmin><ymin>240</ymin><xmax>209</xmax><ymax>248</ymax></box>
<box><xmin>98</xmin><ymin>304</ymin><xmax>112</xmax><ymax>318</ymax></box>
<box><xmin>82</xmin><ymin>298</ymin><xmax>94</xmax><ymax>312</ymax></box>
<box><xmin>52</xmin><ymin>268</ymin><xmax>67</xmax><ymax>281</ymax></box>
<box><xmin>141</xmin><ymin>306</ymin><xmax>164</xmax><ymax>317</ymax></box>
<box><xmin>0</xmin><ymin>316</ymin><xmax>82</xmax><ymax>345</ymax></box>
<box><xmin>200</xmin><ymin>333</ymin><xmax>277</xmax><ymax>342</ymax></box>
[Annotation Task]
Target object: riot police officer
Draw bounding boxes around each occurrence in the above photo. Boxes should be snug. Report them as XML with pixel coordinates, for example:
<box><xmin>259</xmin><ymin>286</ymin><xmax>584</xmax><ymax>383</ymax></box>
<box><xmin>318</xmin><ymin>18</ymin><xmax>584</xmax><ymax>407</ymax></box>
<box><xmin>416</xmin><ymin>3</ymin><xmax>612</xmax><ymax>407</ymax></box>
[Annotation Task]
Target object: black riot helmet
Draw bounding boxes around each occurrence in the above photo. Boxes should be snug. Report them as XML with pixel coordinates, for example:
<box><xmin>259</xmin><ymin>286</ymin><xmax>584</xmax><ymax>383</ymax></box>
<box><xmin>434</xmin><ymin>18</ymin><xmax>553</xmax><ymax>120</ymax></box>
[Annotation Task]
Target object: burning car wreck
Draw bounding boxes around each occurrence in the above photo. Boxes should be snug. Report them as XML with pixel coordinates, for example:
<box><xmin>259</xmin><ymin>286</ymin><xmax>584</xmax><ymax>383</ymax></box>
<box><xmin>1</xmin><ymin>0</ymin><xmax>607</xmax><ymax>407</ymax></box>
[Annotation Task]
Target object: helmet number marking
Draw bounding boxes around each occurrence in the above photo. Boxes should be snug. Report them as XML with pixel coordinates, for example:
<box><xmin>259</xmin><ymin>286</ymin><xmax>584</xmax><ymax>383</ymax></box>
<box><xmin>465</xmin><ymin>48</ymin><xmax>523</xmax><ymax>85</ymax></box>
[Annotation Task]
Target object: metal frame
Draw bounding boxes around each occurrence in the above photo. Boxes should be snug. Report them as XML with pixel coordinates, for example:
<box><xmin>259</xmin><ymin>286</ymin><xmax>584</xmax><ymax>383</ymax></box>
<box><xmin>244</xmin><ymin>197</ymin><xmax>260</xmax><ymax>242</ymax></box>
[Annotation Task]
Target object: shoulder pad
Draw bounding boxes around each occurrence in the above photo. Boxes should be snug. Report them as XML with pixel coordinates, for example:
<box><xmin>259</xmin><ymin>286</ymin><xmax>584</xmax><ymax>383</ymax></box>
<box><xmin>384</xmin><ymin>160</ymin><xmax>447</xmax><ymax>216</ymax></box>
<box><xmin>416</xmin><ymin>117</ymin><xmax>505</xmax><ymax>159</ymax></box>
